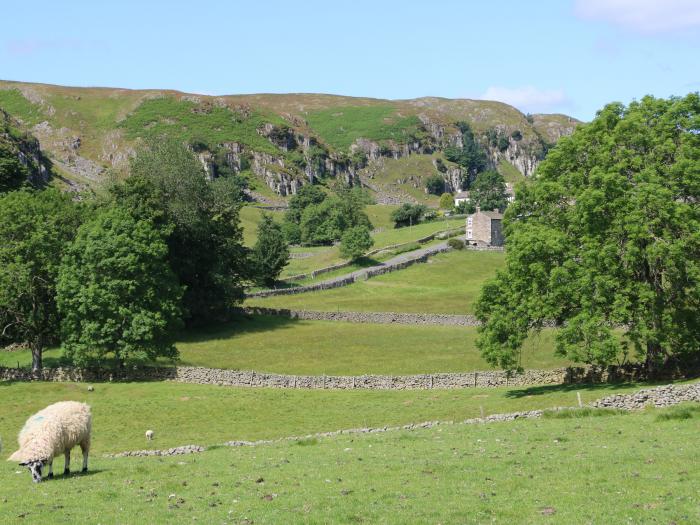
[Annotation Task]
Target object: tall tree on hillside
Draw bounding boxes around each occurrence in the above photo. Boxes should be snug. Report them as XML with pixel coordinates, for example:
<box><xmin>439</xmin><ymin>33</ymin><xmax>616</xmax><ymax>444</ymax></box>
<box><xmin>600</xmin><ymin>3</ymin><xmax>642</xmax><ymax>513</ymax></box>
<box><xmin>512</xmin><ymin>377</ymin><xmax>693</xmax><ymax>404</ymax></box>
<box><xmin>444</xmin><ymin>121</ymin><xmax>488</xmax><ymax>188</ymax></box>
<box><xmin>251</xmin><ymin>214</ymin><xmax>290</xmax><ymax>286</ymax></box>
<box><xmin>57</xmin><ymin>207</ymin><xmax>183</xmax><ymax>368</ymax></box>
<box><xmin>475</xmin><ymin>94</ymin><xmax>700</xmax><ymax>375</ymax></box>
<box><xmin>0</xmin><ymin>145</ymin><xmax>28</xmax><ymax>194</ymax></box>
<box><xmin>340</xmin><ymin>225</ymin><xmax>374</xmax><ymax>261</ymax></box>
<box><xmin>110</xmin><ymin>140</ymin><xmax>249</xmax><ymax>325</ymax></box>
<box><xmin>470</xmin><ymin>170</ymin><xmax>508</xmax><ymax>212</ymax></box>
<box><xmin>0</xmin><ymin>189</ymin><xmax>83</xmax><ymax>371</ymax></box>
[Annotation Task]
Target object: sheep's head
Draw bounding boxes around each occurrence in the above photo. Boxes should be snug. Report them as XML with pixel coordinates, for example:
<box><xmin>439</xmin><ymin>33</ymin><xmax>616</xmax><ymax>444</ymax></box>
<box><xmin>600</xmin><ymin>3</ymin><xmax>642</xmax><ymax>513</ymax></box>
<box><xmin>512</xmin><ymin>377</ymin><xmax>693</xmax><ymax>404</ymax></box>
<box><xmin>20</xmin><ymin>460</ymin><xmax>46</xmax><ymax>483</ymax></box>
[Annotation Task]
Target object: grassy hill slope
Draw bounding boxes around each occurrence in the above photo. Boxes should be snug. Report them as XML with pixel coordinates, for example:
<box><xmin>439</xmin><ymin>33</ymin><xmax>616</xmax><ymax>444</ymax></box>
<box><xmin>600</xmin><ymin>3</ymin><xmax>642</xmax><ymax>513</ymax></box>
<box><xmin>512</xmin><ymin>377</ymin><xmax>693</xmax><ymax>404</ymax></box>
<box><xmin>0</xmin><ymin>80</ymin><xmax>580</xmax><ymax>200</ymax></box>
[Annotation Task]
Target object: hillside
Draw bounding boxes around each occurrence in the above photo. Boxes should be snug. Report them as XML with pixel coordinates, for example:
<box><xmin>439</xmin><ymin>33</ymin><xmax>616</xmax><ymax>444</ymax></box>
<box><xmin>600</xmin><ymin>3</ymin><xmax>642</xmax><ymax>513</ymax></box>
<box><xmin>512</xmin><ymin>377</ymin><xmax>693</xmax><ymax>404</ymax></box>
<box><xmin>0</xmin><ymin>80</ymin><xmax>579</xmax><ymax>201</ymax></box>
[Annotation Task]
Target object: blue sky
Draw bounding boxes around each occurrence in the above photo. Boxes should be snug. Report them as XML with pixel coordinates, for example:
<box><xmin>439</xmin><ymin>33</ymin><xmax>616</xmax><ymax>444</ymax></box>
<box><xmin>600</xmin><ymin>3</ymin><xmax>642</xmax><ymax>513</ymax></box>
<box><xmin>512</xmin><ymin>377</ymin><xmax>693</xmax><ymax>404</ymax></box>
<box><xmin>1</xmin><ymin>0</ymin><xmax>698</xmax><ymax>121</ymax></box>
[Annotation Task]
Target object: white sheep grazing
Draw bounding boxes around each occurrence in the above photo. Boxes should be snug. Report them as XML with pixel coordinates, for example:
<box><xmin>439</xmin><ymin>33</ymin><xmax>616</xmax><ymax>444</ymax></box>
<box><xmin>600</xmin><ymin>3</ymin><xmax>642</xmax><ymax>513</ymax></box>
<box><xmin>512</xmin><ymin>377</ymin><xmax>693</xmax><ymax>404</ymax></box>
<box><xmin>8</xmin><ymin>401</ymin><xmax>92</xmax><ymax>483</ymax></box>
<box><xmin>145</xmin><ymin>430</ymin><xmax>154</xmax><ymax>441</ymax></box>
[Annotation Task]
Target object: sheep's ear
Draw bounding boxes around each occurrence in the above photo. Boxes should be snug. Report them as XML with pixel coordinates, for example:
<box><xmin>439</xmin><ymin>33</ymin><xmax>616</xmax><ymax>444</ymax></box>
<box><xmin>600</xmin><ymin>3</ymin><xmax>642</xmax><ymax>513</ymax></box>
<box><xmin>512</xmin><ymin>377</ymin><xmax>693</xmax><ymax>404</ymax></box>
<box><xmin>8</xmin><ymin>450</ymin><xmax>23</xmax><ymax>462</ymax></box>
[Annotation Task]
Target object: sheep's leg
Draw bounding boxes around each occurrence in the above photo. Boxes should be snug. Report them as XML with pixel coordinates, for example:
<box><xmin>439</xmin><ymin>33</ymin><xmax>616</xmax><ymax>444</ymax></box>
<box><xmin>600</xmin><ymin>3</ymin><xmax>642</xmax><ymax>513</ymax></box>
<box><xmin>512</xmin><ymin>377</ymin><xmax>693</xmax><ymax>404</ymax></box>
<box><xmin>64</xmin><ymin>449</ymin><xmax>71</xmax><ymax>476</ymax></box>
<box><xmin>80</xmin><ymin>440</ymin><xmax>89</xmax><ymax>473</ymax></box>
<box><xmin>47</xmin><ymin>459</ymin><xmax>53</xmax><ymax>479</ymax></box>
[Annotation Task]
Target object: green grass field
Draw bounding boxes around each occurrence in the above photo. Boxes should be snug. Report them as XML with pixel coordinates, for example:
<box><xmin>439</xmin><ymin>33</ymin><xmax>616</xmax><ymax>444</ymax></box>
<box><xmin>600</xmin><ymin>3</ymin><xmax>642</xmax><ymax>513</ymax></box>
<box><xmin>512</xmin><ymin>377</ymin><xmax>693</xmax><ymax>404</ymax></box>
<box><xmin>248</xmin><ymin>249</ymin><xmax>504</xmax><ymax>314</ymax></box>
<box><xmin>305</xmin><ymin>105</ymin><xmax>423</xmax><ymax>150</ymax></box>
<box><xmin>175</xmin><ymin>317</ymin><xmax>566</xmax><ymax>374</ymax></box>
<box><xmin>0</xmin><ymin>316</ymin><xmax>565</xmax><ymax>375</ymax></box>
<box><xmin>278</xmin><ymin>215</ymin><xmax>464</xmax><ymax>279</ymax></box>
<box><xmin>1</xmin><ymin>392</ymin><xmax>697</xmax><ymax>523</ymax></box>
<box><xmin>0</xmin><ymin>380</ymin><xmax>671</xmax><ymax>454</ymax></box>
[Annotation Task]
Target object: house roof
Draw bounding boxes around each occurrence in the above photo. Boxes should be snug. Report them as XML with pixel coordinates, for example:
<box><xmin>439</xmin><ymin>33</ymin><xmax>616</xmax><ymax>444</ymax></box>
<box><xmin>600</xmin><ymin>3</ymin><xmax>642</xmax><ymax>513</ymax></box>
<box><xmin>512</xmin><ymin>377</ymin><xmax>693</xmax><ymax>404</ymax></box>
<box><xmin>479</xmin><ymin>210</ymin><xmax>503</xmax><ymax>220</ymax></box>
<box><xmin>454</xmin><ymin>191</ymin><xmax>470</xmax><ymax>199</ymax></box>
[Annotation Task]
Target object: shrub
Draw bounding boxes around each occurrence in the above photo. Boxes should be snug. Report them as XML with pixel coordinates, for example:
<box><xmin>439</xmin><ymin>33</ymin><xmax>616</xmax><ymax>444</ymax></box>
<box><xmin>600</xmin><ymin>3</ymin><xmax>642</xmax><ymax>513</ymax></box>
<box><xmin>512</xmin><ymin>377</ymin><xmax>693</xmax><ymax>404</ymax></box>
<box><xmin>439</xmin><ymin>193</ymin><xmax>454</xmax><ymax>210</ymax></box>
<box><xmin>448</xmin><ymin>238</ymin><xmax>466</xmax><ymax>250</ymax></box>
<box><xmin>455</xmin><ymin>200</ymin><xmax>476</xmax><ymax>215</ymax></box>
<box><xmin>391</xmin><ymin>242</ymin><xmax>420</xmax><ymax>255</ymax></box>
<box><xmin>511</xmin><ymin>130</ymin><xmax>523</xmax><ymax>141</ymax></box>
<box><xmin>340</xmin><ymin>225</ymin><xmax>374</xmax><ymax>261</ymax></box>
<box><xmin>252</xmin><ymin>214</ymin><xmax>289</xmax><ymax>286</ymax></box>
<box><xmin>391</xmin><ymin>203</ymin><xmax>427</xmax><ymax>228</ymax></box>
<box><xmin>425</xmin><ymin>174</ymin><xmax>445</xmax><ymax>195</ymax></box>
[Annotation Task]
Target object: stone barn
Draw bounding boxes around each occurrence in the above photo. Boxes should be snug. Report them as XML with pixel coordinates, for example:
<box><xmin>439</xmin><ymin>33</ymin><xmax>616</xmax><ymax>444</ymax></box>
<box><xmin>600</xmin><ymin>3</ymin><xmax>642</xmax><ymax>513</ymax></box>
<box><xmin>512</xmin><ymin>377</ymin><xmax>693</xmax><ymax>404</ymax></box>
<box><xmin>466</xmin><ymin>208</ymin><xmax>504</xmax><ymax>246</ymax></box>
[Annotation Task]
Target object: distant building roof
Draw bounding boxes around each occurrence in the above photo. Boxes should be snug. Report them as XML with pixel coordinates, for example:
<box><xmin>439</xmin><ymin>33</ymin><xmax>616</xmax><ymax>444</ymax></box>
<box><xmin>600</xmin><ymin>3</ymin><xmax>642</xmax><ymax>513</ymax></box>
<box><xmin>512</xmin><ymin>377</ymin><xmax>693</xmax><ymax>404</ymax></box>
<box><xmin>479</xmin><ymin>209</ymin><xmax>503</xmax><ymax>220</ymax></box>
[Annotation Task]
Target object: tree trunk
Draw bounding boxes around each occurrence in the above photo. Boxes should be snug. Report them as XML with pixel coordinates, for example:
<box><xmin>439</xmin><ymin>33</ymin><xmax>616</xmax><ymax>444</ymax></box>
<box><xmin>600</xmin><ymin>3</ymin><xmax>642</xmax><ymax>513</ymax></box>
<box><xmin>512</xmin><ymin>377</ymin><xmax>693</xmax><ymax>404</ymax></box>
<box><xmin>31</xmin><ymin>336</ymin><xmax>43</xmax><ymax>373</ymax></box>
<box><xmin>645</xmin><ymin>340</ymin><xmax>662</xmax><ymax>378</ymax></box>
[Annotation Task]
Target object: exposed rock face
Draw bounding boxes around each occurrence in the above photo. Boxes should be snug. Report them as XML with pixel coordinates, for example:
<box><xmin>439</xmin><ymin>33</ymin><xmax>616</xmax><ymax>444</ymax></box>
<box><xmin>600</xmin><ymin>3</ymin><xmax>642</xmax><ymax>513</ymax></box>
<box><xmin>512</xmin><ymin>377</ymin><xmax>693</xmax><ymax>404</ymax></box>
<box><xmin>31</xmin><ymin>120</ymin><xmax>103</xmax><ymax>181</ymax></box>
<box><xmin>0</xmin><ymin>81</ymin><xmax>580</xmax><ymax>197</ymax></box>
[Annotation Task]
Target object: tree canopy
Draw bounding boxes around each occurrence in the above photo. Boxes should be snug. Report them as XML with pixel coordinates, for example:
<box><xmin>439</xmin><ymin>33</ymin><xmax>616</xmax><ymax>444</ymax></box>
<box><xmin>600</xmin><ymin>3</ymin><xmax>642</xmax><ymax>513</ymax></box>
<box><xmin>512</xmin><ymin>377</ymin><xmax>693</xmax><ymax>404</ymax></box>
<box><xmin>57</xmin><ymin>207</ymin><xmax>183</xmax><ymax>368</ymax></box>
<box><xmin>391</xmin><ymin>203</ymin><xmax>427</xmax><ymax>228</ymax></box>
<box><xmin>470</xmin><ymin>170</ymin><xmax>508</xmax><ymax>212</ymax></box>
<box><xmin>111</xmin><ymin>140</ymin><xmax>248</xmax><ymax>325</ymax></box>
<box><xmin>340</xmin><ymin>225</ymin><xmax>374</xmax><ymax>261</ymax></box>
<box><xmin>475</xmin><ymin>94</ymin><xmax>700</xmax><ymax>375</ymax></box>
<box><xmin>251</xmin><ymin>214</ymin><xmax>289</xmax><ymax>286</ymax></box>
<box><xmin>0</xmin><ymin>189</ymin><xmax>83</xmax><ymax>371</ymax></box>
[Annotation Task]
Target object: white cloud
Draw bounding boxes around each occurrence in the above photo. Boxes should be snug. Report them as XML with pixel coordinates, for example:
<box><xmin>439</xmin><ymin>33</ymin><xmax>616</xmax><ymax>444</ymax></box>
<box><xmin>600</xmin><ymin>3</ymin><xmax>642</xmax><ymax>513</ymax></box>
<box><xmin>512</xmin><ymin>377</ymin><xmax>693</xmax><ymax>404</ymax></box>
<box><xmin>574</xmin><ymin>0</ymin><xmax>700</xmax><ymax>34</ymax></box>
<box><xmin>479</xmin><ymin>86</ymin><xmax>569</xmax><ymax>114</ymax></box>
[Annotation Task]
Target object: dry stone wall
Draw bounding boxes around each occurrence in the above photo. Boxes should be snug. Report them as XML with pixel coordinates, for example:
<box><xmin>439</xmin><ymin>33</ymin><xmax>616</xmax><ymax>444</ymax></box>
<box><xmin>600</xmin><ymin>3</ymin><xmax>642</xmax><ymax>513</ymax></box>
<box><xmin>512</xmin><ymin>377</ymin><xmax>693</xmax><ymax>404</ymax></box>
<box><xmin>101</xmin><ymin>381</ymin><xmax>700</xmax><ymax>458</ymax></box>
<box><xmin>0</xmin><ymin>364</ymin><xmax>656</xmax><ymax>390</ymax></box>
<box><xmin>237</xmin><ymin>307</ymin><xmax>481</xmax><ymax>326</ymax></box>
<box><xmin>249</xmin><ymin>243</ymin><xmax>451</xmax><ymax>298</ymax></box>
<box><xmin>591</xmin><ymin>382</ymin><xmax>700</xmax><ymax>410</ymax></box>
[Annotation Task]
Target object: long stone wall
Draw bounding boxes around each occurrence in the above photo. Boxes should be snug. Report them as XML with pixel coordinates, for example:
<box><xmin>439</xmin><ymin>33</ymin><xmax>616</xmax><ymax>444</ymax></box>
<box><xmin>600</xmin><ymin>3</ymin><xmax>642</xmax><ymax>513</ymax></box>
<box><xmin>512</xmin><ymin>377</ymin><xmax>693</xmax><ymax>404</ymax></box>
<box><xmin>280</xmin><ymin>225</ymin><xmax>465</xmax><ymax>284</ymax></box>
<box><xmin>237</xmin><ymin>306</ymin><xmax>481</xmax><ymax>326</ymax></box>
<box><xmin>0</xmin><ymin>364</ymin><xmax>651</xmax><ymax>390</ymax></box>
<box><xmin>248</xmin><ymin>243</ymin><xmax>451</xmax><ymax>298</ymax></box>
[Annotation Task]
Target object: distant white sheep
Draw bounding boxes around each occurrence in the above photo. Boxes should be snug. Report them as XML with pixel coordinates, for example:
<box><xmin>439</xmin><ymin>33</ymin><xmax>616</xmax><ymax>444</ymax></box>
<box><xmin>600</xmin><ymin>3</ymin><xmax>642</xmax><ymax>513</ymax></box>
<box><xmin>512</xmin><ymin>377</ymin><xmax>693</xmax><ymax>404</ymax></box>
<box><xmin>7</xmin><ymin>401</ymin><xmax>92</xmax><ymax>483</ymax></box>
<box><xmin>145</xmin><ymin>430</ymin><xmax>154</xmax><ymax>441</ymax></box>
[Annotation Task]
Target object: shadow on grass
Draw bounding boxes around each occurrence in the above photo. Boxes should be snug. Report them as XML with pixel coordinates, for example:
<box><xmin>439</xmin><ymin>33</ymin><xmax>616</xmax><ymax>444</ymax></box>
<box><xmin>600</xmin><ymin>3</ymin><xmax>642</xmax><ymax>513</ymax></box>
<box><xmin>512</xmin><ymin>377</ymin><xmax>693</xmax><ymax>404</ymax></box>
<box><xmin>176</xmin><ymin>313</ymin><xmax>299</xmax><ymax>345</ymax></box>
<box><xmin>505</xmin><ymin>379</ymin><xmax>677</xmax><ymax>398</ymax></box>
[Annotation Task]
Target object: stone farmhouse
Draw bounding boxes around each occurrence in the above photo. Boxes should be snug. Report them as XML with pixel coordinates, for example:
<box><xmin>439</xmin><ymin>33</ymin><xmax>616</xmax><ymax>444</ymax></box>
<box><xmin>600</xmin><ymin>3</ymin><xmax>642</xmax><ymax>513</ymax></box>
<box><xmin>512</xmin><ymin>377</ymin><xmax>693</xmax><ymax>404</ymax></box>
<box><xmin>466</xmin><ymin>207</ymin><xmax>504</xmax><ymax>246</ymax></box>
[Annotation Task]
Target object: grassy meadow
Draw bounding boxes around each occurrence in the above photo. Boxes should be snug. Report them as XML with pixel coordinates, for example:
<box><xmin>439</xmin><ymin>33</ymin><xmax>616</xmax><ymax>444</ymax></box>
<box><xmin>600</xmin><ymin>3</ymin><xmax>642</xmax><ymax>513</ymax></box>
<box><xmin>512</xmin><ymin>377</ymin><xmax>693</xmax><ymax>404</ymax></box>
<box><xmin>247</xmin><ymin>249</ymin><xmax>505</xmax><ymax>313</ymax></box>
<box><xmin>0</xmin><ymin>380</ymin><xmax>674</xmax><ymax>455</ymax></box>
<box><xmin>242</xmin><ymin>207</ymin><xmax>465</xmax><ymax>279</ymax></box>
<box><xmin>0</xmin><ymin>396</ymin><xmax>697</xmax><ymax>523</ymax></box>
<box><xmin>0</xmin><ymin>316</ymin><xmax>565</xmax><ymax>375</ymax></box>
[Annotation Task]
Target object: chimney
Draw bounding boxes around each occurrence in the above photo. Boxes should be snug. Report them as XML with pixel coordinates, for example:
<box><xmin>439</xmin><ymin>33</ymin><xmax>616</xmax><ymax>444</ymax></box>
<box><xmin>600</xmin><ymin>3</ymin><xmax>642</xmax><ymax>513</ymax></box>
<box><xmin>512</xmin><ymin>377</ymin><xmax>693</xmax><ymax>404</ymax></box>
<box><xmin>475</xmin><ymin>206</ymin><xmax>480</xmax><ymax>213</ymax></box>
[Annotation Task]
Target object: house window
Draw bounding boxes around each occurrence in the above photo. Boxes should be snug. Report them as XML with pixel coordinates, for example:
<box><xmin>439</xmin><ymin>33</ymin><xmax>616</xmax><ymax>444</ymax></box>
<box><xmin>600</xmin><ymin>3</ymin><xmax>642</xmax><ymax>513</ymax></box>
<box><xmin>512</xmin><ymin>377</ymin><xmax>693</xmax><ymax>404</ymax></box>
<box><xmin>467</xmin><ymin>229</ymin><xmax>472</xmax><ymax>239</ymax></box>
<box><xmin>467</xmin><ymin>217</ymin><xmax>473</xmax><ymax>226</ymax></box>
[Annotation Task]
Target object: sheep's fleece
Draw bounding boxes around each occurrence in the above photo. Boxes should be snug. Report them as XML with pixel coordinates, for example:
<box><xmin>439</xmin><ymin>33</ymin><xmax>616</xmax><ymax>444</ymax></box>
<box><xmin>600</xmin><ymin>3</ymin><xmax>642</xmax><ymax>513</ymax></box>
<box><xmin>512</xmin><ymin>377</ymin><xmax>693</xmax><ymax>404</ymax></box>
<box><xmin>8</xmin><ymin>401</ymin><xmax>91</xmax><ymax>464</ymax></box>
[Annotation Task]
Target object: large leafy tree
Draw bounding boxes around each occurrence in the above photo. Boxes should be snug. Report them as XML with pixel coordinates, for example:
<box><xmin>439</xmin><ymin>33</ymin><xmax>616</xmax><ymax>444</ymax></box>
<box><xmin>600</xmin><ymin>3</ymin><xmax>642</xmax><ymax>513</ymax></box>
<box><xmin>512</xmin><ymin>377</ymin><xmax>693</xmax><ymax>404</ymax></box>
<box><xmin>57</xmin><ymin>207</ymin><xmax>183</xmax><ymax>368</ymax></box>
<box><xmin>476</xmin><ymin>94</ymin><xmax>700</xmax><ymax>375</ymax></box>
<box><xmin>340</xmin><ymin>225</ymin><xmax>374</xmax><ymax>261</ymax></box>
<box><xmin>110</xmin><ymin>140</ymin><xmax>248</xmax><ymax>325</ymax></box>
<box><xmin>0</xmin><ymin>145</ymin><xmax>28</xmax><ymax>194</ymax></box>
<box><xmin>470</xmin><ymin>170</ymin><xmax>508</xmax><ymax>212</ymax></box>
<box><xmin>251</xmin><ymin>214</ymin><xmax>289</xmax><ymax>286</ymax></box>
<box><xmin>444</xmin><ymin>121</ymin><xmax>488</xmax><ymax>188</ymax></box>
<box><xmin>0</xmin><ymin>189</ymin><xmax>83</xmax><ymax>371</ymax></box>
